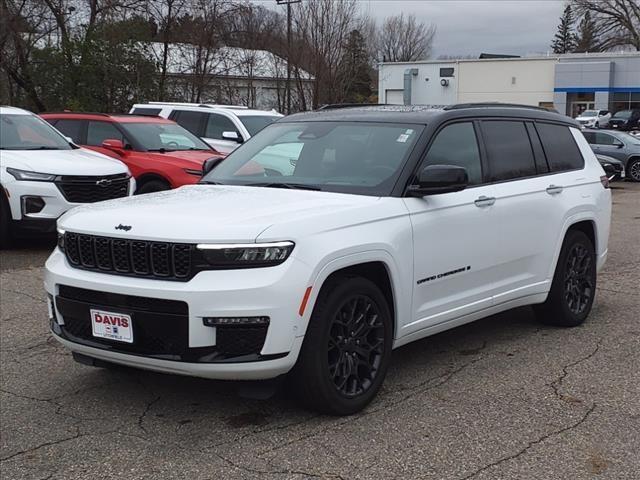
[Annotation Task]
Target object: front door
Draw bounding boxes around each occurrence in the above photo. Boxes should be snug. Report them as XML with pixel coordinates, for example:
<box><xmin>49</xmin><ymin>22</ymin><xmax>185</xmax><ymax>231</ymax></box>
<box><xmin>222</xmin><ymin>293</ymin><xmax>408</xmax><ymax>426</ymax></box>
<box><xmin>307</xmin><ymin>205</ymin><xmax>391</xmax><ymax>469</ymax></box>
<box><xmin>403</xmin><ymin>121</ymin><xmax>499</xmax><ymax>337</ymax></box>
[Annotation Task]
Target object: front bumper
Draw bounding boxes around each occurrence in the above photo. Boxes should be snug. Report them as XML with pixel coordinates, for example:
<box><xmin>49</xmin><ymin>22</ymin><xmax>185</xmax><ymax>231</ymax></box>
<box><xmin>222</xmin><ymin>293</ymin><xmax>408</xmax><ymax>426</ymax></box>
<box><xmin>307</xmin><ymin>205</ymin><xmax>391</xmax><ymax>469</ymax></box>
<box><xmin>44</xmin><ymin>249</ymin><xmax>312</xmax><ymax>380</ymax></box>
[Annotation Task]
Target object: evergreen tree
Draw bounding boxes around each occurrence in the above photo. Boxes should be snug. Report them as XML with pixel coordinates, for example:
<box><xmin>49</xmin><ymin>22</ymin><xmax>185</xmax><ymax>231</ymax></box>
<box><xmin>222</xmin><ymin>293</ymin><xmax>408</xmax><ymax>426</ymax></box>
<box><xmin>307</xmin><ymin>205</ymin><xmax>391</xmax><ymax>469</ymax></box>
<box><xmin>339</xmin><ymin>30</ymin><xmax>372</xmax><ymax>103</ymax></box>
<box><xmin>574</xmin><ymin>12</ymin><xmax>601</xmax><ymax>53</ymax></box>
<box><xmin>551</xmin><ymin>5</ymin><xmax>577</xmax><ymax>53</ymax></box>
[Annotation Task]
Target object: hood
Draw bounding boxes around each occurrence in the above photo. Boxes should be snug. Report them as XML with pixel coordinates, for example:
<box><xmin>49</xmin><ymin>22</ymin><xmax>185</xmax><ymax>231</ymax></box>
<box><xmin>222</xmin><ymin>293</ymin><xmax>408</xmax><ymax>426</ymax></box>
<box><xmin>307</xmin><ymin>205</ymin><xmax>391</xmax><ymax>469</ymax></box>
<box><xmin>1</xmin><ymin>148</ymin><xmax>128</xmax><ymax>176</ymax></box>
<box><xmin>58</xmin><ymin>184</ymin><xmax>389</xmax><ymax>243</ymax></box>
<box><xmin>143</xmin><ymin>150</ymin><xmax>225</xmax><ymax>168</ymax></box>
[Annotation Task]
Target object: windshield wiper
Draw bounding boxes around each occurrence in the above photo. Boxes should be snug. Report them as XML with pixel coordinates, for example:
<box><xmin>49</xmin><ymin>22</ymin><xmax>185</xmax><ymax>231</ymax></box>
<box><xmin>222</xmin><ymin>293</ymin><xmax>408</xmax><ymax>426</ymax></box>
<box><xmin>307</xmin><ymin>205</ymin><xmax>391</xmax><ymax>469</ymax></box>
<box><xmin>246</xmin><ymin>182</ymin><xmax>321</xmax><ymax>191</ymax></box>
<box><xmin>147</xmin><ymin>148</ymin><xmax>176</xmax><ymax>153</ymax></box>
<box><xmin>199</xmin><ymin>180</ymin><xmax>223</xmax><ymax>185</ymax></box>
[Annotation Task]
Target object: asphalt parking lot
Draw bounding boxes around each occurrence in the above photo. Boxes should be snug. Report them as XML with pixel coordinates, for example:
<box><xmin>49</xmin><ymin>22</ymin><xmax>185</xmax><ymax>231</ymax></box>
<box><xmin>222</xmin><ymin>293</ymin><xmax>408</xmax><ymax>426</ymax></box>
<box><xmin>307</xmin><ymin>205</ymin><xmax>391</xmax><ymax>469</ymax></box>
<box><xmin>1</xmin><ymin>183</ymin><xmax>639</xmax><ymax>480</ymax></box>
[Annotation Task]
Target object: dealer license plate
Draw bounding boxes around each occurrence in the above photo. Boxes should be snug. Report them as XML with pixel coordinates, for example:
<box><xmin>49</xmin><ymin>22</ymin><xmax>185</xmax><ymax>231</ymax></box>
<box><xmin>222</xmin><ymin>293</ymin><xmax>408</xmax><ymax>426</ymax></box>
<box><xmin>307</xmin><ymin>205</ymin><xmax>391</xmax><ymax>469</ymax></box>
<box><xmin>90</xmin><ymin>309</ymin><xmax>133</xmax><ymax>343</ymax></box>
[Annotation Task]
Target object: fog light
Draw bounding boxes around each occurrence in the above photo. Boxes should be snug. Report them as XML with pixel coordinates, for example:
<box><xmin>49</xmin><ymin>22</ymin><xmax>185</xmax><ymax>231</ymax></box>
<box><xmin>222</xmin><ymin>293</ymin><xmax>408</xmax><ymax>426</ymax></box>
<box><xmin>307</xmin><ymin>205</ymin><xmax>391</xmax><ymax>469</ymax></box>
<box><xmin>21</xmin><ymin>196</ymin><xmax>45</xmax><ymax>214</ymax></box>
<box><xmin>203</xmin><ymin>316</ymin><xmax>270</xmax><ymax>327</ymax></box>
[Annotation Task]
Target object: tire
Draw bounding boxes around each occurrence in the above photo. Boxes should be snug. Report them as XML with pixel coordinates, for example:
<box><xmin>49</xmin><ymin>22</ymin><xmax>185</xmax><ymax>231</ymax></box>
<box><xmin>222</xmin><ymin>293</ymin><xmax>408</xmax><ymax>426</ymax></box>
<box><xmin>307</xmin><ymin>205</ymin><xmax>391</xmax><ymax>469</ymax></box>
<box><xmin>595</xmin><ymin>121</ymin><xmax>599</xmax><ymax>128</ymax></box>
<box><xmin>627</xmin><ymin>158</ymin><xmax>640</xmax><ymax>182</ymax></box>
<box><xmin>136</xmin><ymin>179</ymin><xmax>171</xmax><ymax>194</ymax></box>
<box><xmin>534</xmin><ymin>230</ymin><xmax>596</xmax><ymax>327</ymax></box>
<box><xmin>291</xmin><ymin>275</ymin><xmax>393</xmax><ymax>415</ymax></box>
<box><xmin>0</xmin><ymin>190</ymin><xmax>12</xmax><ymax>249</ymax></box>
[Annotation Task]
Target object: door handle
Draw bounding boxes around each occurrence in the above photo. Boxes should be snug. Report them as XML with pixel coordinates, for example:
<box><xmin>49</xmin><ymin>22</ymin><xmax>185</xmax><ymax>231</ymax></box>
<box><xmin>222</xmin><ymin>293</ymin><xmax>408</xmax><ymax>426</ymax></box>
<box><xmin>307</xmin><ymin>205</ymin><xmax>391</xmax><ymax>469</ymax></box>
<box><xmin>546</xmin><ymin>185</ymin><xmax>563</xmax><ymax>195</ymax></box>
<box><xmin>474</xmin><ymin>195</ymin><xmax>496</xmax><ymax>207</ymax></box>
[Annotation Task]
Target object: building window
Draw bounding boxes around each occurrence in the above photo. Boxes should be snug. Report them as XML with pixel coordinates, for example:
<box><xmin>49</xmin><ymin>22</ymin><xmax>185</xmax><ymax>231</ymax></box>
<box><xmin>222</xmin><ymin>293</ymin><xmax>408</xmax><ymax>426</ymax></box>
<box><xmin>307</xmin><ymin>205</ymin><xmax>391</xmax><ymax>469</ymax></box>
<box><xmin>611</xmin><ymin>92</ymin><xmax>640</xmax><ymax>114</ymax></box>
<box><xmin>439</xmin><ymin>67</ymin><xmax>454</xmax><ymax>77</ymax></box>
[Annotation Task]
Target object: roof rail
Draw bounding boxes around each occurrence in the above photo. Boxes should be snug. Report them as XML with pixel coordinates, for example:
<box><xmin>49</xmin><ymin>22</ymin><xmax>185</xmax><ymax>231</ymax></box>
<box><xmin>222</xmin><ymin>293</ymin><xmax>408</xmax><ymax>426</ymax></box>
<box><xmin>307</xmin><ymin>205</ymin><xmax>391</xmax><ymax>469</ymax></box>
<box><xmin>317</xmin><ymin>103</ymin><xmax>389</xmax><ymax>110</ymax></box>
<box><xmin>443</xmin><ymin>102</ymin><xmax>551</xmax><ymax>112</ymax></box>
<box><xmin>144</xmin><ymin>102</ymin><xmax>249</xmax><ymax>110</ymax></box>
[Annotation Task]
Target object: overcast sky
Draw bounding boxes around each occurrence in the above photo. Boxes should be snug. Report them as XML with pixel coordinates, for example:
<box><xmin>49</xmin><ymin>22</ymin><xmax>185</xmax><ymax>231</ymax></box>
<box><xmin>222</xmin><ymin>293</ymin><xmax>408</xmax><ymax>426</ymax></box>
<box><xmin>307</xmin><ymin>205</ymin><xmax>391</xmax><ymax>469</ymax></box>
<box><xmin>257</xmin><ymin>0</ymin><xmax>566</xmax><ymax>58</ymax></box>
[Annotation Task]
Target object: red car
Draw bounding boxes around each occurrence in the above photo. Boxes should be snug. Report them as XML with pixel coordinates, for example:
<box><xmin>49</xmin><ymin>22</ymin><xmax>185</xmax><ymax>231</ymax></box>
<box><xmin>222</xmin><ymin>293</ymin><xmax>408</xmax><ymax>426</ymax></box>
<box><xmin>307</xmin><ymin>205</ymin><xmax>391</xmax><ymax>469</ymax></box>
<box><xmin>41</xmin><ymin>113</ymin><xmax>224</xmax><ymax>194</ymax></box>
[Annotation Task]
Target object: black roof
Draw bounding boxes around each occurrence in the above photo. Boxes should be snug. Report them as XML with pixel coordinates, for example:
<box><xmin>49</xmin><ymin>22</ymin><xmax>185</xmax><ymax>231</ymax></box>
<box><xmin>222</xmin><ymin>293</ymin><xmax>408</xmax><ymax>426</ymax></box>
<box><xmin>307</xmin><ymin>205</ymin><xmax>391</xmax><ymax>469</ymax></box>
<box><xmin>282</xmin><ymin>103</ymin><xmax>578</xmax><ymax>127</ymax></box>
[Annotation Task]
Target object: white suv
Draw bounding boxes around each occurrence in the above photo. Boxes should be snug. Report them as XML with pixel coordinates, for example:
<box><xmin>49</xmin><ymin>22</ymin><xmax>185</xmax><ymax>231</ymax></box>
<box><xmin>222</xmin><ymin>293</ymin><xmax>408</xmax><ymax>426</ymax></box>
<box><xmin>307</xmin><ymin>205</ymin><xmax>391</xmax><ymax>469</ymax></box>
<box><xmin>45</xmin><ymin>104</ymin><xmax>611</xmax><ymax>415</ymax></box>
<box><xmin>575</xmin><ymin>109</ymin><xmax>611</xmax><ymax>129</ymax></box>
<box><xmin>0</xmin><ymin>106</ymin><xmax>134</xmax><ymax>248</ymax></box>
<box><xmin>129</xmin><ymin>102</ymin><xmax>282</xmax><ymax>154</ymax></box>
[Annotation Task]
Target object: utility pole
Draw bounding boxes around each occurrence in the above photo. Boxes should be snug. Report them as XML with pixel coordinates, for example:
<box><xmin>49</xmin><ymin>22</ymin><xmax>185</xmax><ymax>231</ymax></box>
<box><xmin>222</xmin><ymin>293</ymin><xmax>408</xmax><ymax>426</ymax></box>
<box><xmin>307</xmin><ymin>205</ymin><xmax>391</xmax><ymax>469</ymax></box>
<box><xmin>276</xmin><ymin>0</ymin><xmax>301</xmax><ymax>114</ymax></box>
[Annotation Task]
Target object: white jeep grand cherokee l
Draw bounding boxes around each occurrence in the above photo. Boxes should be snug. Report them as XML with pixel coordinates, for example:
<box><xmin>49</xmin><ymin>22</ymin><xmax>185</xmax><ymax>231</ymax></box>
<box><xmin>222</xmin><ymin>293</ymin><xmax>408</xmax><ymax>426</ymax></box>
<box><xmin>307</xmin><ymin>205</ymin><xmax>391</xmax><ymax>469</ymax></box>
<box><xmin>1</xmin><ymin>107</ymin><xmax>134</xmax><ymax>248</ymax></box>
<box><xmin>45</xmin><ymin>104</ymin><xmax>611</xmax><ymax>415</ymax></box>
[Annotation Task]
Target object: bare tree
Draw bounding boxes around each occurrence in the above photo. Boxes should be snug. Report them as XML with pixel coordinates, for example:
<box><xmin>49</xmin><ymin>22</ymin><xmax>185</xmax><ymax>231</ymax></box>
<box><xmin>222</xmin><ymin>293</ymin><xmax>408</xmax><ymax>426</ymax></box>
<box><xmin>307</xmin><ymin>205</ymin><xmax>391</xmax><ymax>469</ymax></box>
<box><xmin>293</xmin><ymin>0</ymin><xmax>360</xmax><ymax>108</ymax></box>
<box><xmin>378</xmin><ymin>13</ymin><xmax>436</xmax><ymax>62</ymax></box>
<box><xmin>572</xmin><ymin>0</ymin><xmax>640</xmax><ymax>50</ymax></box>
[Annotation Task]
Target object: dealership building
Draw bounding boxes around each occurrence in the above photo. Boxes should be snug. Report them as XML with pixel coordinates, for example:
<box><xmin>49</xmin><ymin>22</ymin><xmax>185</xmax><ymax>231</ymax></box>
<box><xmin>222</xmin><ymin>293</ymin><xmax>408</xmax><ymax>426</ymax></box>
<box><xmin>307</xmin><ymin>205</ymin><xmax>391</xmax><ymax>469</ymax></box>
<box><xmin>378</xmin><ymin>52</ymin><xmax>640</xmax><ymax>117</ymax></box>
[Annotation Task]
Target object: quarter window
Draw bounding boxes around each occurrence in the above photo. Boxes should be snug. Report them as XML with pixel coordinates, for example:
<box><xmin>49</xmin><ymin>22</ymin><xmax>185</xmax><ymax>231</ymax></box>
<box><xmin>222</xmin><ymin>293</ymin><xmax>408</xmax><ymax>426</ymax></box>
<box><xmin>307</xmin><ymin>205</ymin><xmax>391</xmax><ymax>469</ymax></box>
<box><xmin>423</xmin><ymin>122</ymin><xmax>482</xmax><ymax>185</ymax></box>
<box><xmin>482</xmin><ymin>121</ymin><xmax>537</xmax><ymax>181</ymax></box>
<box><xmin>87</xmin><ymin>121</ymin><xmax>124</xmax><ymax>146</ymax></box>
<box><xmin>206</xmin><ymin>114</ymin><xmax>238</xmax><ymax>140</ymax></box>
<box><xmin>536</xmin><ymin>123</ymin><xmax>585</xmax><ymax>171</ymax></box>
<box><xmin>53</xmin><ymin>119</ymin><xmax>84</xmax><ymax>144</ymax></box>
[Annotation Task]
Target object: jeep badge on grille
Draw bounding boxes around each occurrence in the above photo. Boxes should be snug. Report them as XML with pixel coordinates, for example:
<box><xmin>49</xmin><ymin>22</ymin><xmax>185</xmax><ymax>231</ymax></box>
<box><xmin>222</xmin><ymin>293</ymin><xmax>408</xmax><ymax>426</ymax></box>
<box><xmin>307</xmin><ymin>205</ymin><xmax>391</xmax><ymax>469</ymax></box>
<box><xmin>115</xmin><ymin>224</ymin><xmax>132</xmax><ymax>231</ymax></box>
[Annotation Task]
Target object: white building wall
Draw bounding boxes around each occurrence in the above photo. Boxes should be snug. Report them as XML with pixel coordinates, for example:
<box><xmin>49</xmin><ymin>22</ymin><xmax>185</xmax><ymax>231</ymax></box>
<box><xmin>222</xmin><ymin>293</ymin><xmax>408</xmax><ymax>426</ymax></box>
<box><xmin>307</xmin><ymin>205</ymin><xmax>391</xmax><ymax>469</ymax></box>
<box><xmin>457</xmin><ymin>58</ymin><xmax>557</xmax><ymax>106</ymax></box>
<box><xmin>378</xmin><ymin>62</ymin><xmax>458</xmax><ymax>105</ymax></box>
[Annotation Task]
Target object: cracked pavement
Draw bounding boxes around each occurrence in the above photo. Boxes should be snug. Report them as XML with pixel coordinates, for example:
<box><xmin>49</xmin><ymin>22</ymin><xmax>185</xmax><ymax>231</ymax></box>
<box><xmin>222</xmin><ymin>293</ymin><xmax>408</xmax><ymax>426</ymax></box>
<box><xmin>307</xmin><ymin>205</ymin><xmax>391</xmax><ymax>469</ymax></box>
<box><xmin>1</xmin><ymin>182</ymin><xmax>639</xmax><ymax>480</ymax></box>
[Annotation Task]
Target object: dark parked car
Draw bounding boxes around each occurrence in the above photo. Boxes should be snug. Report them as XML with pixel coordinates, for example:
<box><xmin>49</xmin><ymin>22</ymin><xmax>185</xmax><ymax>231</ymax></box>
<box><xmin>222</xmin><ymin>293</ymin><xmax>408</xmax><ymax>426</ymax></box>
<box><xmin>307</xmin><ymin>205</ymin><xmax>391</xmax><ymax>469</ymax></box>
<box><xmin>583</xmin><ymin>129</ymin><xmax>640</xmax><ymax>182</ymax></box>
<box><xmin>607</xmin><ymin>109</ymin><xmax>640</xmax><ymax>131</ymax></box>
<box><xmin>596</xmin><ymin>154</ymin><xmax>625</xmax><ymax>180</ymax></box>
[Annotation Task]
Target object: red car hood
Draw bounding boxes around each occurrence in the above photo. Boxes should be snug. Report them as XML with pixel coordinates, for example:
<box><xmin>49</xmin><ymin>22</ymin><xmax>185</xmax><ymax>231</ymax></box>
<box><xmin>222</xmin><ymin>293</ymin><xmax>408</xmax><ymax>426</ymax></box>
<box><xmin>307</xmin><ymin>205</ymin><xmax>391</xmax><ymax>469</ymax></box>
<box><xmin>147</xmin><ymin>149</ymin><xmax>225</xmax><ymax>167</ymax></box>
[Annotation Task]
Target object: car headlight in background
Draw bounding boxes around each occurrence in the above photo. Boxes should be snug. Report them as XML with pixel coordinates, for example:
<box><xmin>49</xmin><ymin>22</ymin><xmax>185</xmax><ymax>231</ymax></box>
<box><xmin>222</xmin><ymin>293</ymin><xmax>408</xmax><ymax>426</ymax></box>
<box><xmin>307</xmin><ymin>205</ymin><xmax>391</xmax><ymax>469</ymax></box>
<box><xmin>196</xmin><ymin>241</ymin><xmax>294</xmax><ymax>268</ymax></box>
<box><xmin>7</xmin><ymin>168</ymin><xmax>57</xmax><ymax>182</ymax></box>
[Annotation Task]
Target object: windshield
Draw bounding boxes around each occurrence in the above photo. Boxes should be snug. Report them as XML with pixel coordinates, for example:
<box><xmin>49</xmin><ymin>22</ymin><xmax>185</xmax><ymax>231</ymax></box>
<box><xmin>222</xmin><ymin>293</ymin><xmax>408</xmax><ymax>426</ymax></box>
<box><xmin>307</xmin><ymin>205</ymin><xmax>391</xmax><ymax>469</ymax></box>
<box><xmin>120</xmin><ymin>122</ymin><xmax>212</xmax><ymax>152</ymax></box>
<box><xmin>0</xmin><ymin>114</ymin><xmax>72</xmax><ymax>150</ymax></box>
<box><xmin>203</xmin><ymin>121</ymin><xmax>423</xmax><ymax>196</ymax></box>
<box><xmin>613</xmin><ymin>110</ymin><xmax>631</xmax><ymax>119</ymax></box>
<box><xmin>239</xmin><ymin>115</ymin><xmax>280</xmax><ymax>136</ymax></box>
<box><xmin>580</xmin><ymin>110</ymin><xmax>597</xmax><ymax>117</ymax></box>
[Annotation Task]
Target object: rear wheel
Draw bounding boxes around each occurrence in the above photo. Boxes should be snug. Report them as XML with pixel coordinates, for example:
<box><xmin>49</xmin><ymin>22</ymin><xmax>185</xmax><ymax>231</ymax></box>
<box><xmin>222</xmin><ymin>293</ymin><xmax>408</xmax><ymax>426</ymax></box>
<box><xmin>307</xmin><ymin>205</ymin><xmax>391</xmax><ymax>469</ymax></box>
<box><xmin>136</xmin><ymin>179</ymin><xmax>171</xmax><ymax>194</ymax></box>
<box><xmin>627</xmin><ymin>158</ymin><xmax>640</xmax><ymax>182</ymax></box>
<box><xmin>291</xmin><ymin>275</ymin><xmax>393</xmax><ymax>415</ymax></box>
<box><xmin>535</xmin><ymin>230</ymin><xmax>596</xmax><ymax>327</ymax></box>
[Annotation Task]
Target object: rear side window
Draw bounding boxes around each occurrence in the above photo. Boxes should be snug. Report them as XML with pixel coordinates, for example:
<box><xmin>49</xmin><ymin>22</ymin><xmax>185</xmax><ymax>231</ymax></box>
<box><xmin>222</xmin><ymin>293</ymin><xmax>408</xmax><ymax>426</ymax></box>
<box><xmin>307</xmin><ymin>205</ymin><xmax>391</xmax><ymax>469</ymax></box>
<box><xmin>53</xmin><ymin>119</ymin><xmax>84</xmax><ymax>143</ymax></box>
<box><xmin>131</xmin><ymin>107</ymin><xmax>161</xmax><ymax>116</ymax></box>
<box><xmin>87</xmin><ymin>121</ymin><xmax>124</xmax><ymax>146</ymax></box>
<box><xmin>481</xmin><ymin>121</ymin><xmax>537</xmax><ymax>182</ymax></box>
<box><xmin>536</xmin><ymin>123</ymin><xmax>584</xmax><ymax>172</ymax></box>
<box><xmin>423</xmin><ymin>122</ymin><xmax>482</xmax><ymax>185</ymax></box>
<box><xmin>173</xmin><ymin>110</ymin><xmax>204</xmax><ymax>136</ymax></box>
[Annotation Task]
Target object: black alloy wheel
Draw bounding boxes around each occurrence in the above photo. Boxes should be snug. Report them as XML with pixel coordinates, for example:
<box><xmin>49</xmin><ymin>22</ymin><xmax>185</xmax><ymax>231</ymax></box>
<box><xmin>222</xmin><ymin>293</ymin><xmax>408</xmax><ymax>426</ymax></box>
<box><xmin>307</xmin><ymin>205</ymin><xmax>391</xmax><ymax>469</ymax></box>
<box><xmin>328</xmin><ymin>295</ymin><xmax>385</xmax><ymax>398</ymax></box>
<box><xmin>563</xmin><ymin>243</ymin><xmax>594</xmax><ymax>316</ymax></box>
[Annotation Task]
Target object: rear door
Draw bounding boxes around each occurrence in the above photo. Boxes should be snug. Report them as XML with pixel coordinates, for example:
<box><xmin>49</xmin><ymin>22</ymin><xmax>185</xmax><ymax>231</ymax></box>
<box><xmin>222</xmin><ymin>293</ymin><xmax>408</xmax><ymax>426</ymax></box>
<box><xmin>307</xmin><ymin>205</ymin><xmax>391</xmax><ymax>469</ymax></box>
<box><xmin>478</xmin><ymin>119</ymin><xmax>566</xmax><ymax>304</ymax></box>
<box><xmin>403</xmin><ymin>121</ymin><xmax>499</xmax><ymax>336</ymax></box>
<box><xmin>50</xmin><ymin>119</ymin><xmax>86</xmax><ymax>145</ymax></box>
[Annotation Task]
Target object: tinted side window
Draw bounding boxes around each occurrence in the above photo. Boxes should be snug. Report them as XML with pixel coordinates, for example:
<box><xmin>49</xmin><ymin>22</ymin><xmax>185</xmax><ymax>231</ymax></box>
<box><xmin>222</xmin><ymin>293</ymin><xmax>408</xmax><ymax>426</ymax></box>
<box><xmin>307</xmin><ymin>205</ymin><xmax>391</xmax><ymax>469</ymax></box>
<box><xmin>87</xmin><ymin>121</ymin><xmax>123</xmax><ymax>146</ymax></box>
<box><xmin>423</xmin><ymin>122</ymin><xmax>482</xmax><ymax>185</ymax></box>
<box><xmin>131</xmin><ymin>107</ymin><xmax>161</xmax><ymax>116</ymax></box>
<box><xmin>482</xmin><ymin>121</ymin><xmax>537</xmax><ymax>181</ymax></box>
<box><xmin>593</xmin><ymin>132</ymin><xmax>618</xmax><ymax>146</ymax></box>
<box><xmin>53</xmin><ymin>119</ymin><xmax>84</xmax><ymax>143</ymax></box>
<box><xmin>536</xmin><ymin>123</ymin><xmax>585</xmax><ymax>171</ymax></box>
<box><xmin>206</xmin><ymin>114</ymin><xmax>238</xmax><ymax>140</ymax></box>
<box><xmin>583</xmin><ymin>131</ymin><xmax>596</xmax><ymax>144</ymax></box>
<box><xmin>173</xmin><ymin>111</ymin><xmax>204</xmax><ymax>136</ymax></box>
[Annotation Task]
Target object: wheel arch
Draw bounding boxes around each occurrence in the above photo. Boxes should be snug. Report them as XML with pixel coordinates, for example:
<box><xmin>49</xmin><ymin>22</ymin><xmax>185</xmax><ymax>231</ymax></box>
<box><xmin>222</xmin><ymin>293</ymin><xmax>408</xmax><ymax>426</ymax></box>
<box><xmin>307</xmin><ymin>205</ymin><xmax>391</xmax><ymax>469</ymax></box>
<box><xmin>135</xmin><ymin>173</ymin><xmax>172</xmax><ymax>191</ymax></box>
<box><xmin>548</xmin><ymin>215</ymin><xmax>600</xmax><ymax>281</ymax></box>
<box><xmin>305</xmin><ymin>253</ymin><xmax>404</xmax><ymax>340</ymax></box>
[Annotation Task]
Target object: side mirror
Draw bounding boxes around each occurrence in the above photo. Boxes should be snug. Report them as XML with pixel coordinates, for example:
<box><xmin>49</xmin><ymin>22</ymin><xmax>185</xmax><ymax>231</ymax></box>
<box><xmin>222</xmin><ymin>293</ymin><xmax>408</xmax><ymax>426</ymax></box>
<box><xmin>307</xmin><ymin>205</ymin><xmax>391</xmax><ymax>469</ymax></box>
<box><xmin>222</xmin><ymin>131</ymin><xmax>243</xmax><ymax>143</ymax></box>
<box><xmin>407</xmin><ymin>165</ymin><xmax>469</xmax><ymax>196</ymax></box>
<box><xmin>202</xmin><ymin>156</ymin><xmax>224</xmax><ymax>176</ymax></box>
<box><xmin>615</xmin><ymin>142</ymin><xmax>624</xmax><ymax>149</ymax></box>
<box><xmin>102</xmin><ymin>138</ymin><xmax>125</xmax><ymax>154</ymax></box>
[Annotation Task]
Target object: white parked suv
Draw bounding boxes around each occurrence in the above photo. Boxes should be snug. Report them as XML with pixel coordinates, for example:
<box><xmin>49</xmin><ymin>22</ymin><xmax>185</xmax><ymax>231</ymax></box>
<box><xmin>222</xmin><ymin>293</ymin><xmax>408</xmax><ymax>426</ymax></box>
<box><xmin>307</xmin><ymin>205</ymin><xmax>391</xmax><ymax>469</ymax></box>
<box><xmin>130</xmin><ymin>102</ymin><xmax>282</xmax><ymax>154</ymax></box>
<box><xmin>575</xmin><ymin>109</ymin><xmax>611</xmax><ymax>129</ymax></box>
<box><xmin>0</xmin><ymin>106</ymin><xmax>134</xmax><ymax>248</ymax></box>
<box><xmin>45</xmin><ymin>104</ymin><xmax>611</xmax><ymax>414</ymax></box>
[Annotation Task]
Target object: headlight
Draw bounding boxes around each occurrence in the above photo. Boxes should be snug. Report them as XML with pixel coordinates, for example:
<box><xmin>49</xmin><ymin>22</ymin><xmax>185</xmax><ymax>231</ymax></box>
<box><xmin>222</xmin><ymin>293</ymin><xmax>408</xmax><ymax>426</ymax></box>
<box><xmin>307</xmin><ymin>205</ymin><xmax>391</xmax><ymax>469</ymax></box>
<box><xmin>57</xmin><ymin>228</ymin><xmax>65</xmax><ymax>252</ymax></box>
<box><xmin>196</xmin><ymin>241</ymin><xmax>294</xmax><ymax>268</ymax></box>
<box><xmin>7</xmin><ymin>167</ymin><xmax>57</xmax><ymax>182</ymax></box>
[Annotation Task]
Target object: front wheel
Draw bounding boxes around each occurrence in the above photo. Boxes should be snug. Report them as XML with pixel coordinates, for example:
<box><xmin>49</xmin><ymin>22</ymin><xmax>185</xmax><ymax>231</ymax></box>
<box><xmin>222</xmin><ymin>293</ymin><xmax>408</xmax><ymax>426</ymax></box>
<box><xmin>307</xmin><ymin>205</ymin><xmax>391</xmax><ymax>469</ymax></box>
<box><xmin>534</xmin><ymin>230</ymin><xmax>596</xmax><ymax>327</ymax></box>
<box><xmin>291</xmin><ymin>275</ymin><xmax>393</xmax><ymax>415</ymax></box>
<box><xmin>136</xmin><ymin>179</ymin><xmax>171</xmax><ymax>194</ymax></box>
<box><xmin>627</xmin><ymin>158</ymin><xmax>640</xmax><ymax>182</ymax></box>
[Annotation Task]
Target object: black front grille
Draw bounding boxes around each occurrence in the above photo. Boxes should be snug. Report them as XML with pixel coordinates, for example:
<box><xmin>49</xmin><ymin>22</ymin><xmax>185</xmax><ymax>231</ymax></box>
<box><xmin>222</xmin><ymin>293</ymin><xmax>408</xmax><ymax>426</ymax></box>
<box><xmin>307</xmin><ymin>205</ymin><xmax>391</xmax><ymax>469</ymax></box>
<box><xmin>54</xmin><ymin>286</ymin><xmax>272</xmax><ymax>362</ymax></box>
<box><xmin>64</xmin><ymin>232</ymin><xmax>194</xmax><ymax>281</ymax></box>
<box><xmin>56</xmin><ymin>173</ymin><xmax>129</xmax><ymax>203</ymax></box>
